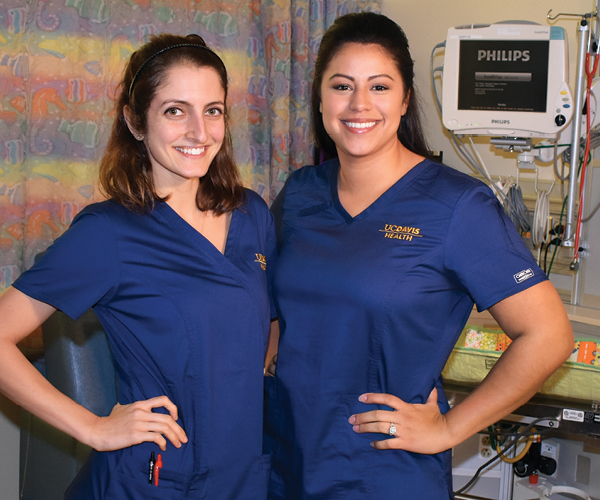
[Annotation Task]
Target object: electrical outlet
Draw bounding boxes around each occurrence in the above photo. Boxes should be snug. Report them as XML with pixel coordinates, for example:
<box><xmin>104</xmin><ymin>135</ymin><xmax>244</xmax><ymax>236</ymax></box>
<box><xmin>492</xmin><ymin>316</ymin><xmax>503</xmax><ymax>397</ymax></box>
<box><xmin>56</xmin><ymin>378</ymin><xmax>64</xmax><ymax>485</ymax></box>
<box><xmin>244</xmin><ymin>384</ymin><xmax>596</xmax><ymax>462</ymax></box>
<box><xmin>479</xmin><ymin>434</ymin><xmax>494</xmax><ymax>459</ymax></box>
<box><xmin>541</xmin><ymin>441</ymin><xmax>559</xmax><ymax>477</ymax></box>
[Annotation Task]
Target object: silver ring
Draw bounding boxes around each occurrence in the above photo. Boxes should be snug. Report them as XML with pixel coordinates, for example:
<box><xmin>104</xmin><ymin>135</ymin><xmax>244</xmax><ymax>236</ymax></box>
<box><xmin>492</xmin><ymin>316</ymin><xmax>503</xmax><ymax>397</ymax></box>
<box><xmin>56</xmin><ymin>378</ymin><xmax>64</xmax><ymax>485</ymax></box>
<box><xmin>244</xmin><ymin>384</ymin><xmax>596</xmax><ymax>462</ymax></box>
<box><xmin>388</xmin><ymin>423</ymin><xmax>397</xmax><ymax>436</ymax></box>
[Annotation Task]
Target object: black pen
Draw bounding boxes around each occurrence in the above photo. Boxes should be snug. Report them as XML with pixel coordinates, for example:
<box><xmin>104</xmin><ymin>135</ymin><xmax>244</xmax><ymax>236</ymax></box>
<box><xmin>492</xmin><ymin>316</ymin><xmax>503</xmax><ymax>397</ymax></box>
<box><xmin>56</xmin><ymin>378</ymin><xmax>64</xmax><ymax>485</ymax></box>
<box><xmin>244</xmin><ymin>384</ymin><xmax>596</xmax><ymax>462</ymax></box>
<box><xmin>148</xmin><ymin>452</ymin><xmax>155</xmax><ymax>484</ymax></box>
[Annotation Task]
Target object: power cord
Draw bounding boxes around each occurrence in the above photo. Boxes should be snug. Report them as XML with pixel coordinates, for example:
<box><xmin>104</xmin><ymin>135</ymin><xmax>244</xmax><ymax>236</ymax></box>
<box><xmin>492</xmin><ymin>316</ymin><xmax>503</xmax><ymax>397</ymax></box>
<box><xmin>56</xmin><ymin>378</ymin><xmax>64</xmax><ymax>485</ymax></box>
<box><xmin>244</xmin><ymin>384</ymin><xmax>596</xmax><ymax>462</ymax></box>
<box><xmin>453</xmin><ymin>417</ymin><xmax>559</xmax><ymax>496</ymax></box>
<box><xmin>495</xmin><ymin>426</ymin><xmax>536</xmax><ymax>464</ymax></box>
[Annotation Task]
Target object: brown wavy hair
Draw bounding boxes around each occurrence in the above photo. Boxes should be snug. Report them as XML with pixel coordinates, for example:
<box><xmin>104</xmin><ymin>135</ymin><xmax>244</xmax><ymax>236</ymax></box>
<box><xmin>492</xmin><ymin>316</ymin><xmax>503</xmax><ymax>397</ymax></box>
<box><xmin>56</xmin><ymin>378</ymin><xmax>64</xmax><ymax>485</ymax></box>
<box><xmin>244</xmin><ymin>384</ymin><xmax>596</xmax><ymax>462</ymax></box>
<box><xmin>99</xmin><ymin>33</ymin><xmax>245</xmax><ymax>214</ymax></box>
<box><xmin>312</xmin><ymin>12</ymin><xmax>431</xmax><ymax>161</ymax></box>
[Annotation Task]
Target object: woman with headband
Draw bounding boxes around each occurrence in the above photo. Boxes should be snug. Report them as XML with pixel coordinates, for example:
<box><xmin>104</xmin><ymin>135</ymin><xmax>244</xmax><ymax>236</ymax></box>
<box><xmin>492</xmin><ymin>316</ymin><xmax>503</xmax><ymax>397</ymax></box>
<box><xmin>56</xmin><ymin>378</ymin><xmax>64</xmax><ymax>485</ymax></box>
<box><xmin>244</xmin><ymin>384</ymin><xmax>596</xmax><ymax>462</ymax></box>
<box><xmin>0</xmin><ymin>34</ymin><xmax>276</xmax><ymax>499</ymax></box>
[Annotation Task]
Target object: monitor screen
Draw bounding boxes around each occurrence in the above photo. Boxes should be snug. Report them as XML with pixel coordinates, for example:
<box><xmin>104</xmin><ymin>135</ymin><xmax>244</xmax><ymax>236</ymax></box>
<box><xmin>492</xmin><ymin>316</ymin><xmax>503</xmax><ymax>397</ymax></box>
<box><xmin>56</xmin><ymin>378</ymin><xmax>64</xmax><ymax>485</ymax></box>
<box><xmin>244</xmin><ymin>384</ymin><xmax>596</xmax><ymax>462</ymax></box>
<box><xmin>458</xmin><ymin>40</ymin><xmax>549</xmax><ymax>113</ymax></box>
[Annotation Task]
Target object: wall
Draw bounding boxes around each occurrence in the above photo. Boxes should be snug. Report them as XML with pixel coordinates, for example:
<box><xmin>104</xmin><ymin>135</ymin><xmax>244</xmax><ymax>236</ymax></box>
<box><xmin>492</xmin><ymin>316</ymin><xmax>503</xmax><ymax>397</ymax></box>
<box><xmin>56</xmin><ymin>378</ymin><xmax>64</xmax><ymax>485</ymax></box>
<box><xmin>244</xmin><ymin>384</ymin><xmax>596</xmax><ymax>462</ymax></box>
<box><xmin>381</xmin><ymin>0</ymin><xmax>593</xmax><ymax>182</ymax></box>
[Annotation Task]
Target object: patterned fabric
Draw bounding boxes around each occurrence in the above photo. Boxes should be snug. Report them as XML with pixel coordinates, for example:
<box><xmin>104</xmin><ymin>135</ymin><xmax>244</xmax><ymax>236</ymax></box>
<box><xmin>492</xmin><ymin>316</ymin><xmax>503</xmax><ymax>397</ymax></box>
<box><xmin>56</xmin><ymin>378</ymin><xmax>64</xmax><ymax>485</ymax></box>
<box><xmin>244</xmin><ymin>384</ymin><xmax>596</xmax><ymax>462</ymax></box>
<box><xmin>0</xmin><ymin>0</ymin><xmax>380</xmax><ymax>291</ymax></box>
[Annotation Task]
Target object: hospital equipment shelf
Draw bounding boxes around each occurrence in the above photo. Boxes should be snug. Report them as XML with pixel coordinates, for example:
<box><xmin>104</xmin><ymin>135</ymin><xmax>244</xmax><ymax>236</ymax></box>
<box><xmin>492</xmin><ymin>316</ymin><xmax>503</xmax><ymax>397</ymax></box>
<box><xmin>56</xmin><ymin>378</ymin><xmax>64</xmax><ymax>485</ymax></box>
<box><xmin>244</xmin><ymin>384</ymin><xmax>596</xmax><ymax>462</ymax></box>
<box><xmin>444</xmin><ymin>306</ymin><xmax>600</xmax><ymax>438</ymax></box>
<box><xmin>563</xmin><ymin>304</ymin><xmax>600</xmax><ymax>328</ymax></box>
<box><xmin>444</xmin><ymin>382</ymin><xmax>600</xmax><ymax>438</ymax></box>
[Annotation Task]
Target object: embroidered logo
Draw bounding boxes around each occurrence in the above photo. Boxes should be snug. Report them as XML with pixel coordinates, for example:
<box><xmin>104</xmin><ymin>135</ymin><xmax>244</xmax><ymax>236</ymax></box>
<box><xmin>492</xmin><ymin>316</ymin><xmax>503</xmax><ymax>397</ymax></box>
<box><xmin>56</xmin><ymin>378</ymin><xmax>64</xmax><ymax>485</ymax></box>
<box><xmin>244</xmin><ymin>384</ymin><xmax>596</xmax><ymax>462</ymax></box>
<box><xmin>514</xmin><ymin>268</ymin><xmax>534</xmax><ymax>283</ymax></box>
<box><xmin>380</xmin><ymin>224</ymin><xmax>422</xmax><ymax>241</ymax></box>
<box><xmin>255</xmin><ymin>253</ymin><xmax>267</xmax><ymax>270</ymax></box>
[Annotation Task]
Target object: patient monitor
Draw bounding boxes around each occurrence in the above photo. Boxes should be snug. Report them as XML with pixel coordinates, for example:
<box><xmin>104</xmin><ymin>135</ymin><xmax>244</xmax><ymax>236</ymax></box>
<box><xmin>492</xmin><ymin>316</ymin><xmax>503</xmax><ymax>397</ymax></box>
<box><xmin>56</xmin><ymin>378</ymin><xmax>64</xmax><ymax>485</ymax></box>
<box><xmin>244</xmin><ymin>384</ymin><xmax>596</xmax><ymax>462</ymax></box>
<box><xmin>442</xmin><ymin>22</ymin><xmax>573</xmax><ymax>139</ymax></box>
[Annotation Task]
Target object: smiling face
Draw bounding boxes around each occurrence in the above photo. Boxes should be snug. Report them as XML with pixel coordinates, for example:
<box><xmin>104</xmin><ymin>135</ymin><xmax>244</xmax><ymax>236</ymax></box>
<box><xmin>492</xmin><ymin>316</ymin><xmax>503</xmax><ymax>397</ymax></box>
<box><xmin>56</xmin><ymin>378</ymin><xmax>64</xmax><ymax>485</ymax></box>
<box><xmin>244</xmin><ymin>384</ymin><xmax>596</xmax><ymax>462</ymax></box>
<box><xmin>127</xmin><ymin>63</ymin><xmax>226</xmax><ymax>196</ymax></box>
<box><xmin>319</xmin><ymin>43</ymin><xmax>408</xmax><ymax>162</ymax></box>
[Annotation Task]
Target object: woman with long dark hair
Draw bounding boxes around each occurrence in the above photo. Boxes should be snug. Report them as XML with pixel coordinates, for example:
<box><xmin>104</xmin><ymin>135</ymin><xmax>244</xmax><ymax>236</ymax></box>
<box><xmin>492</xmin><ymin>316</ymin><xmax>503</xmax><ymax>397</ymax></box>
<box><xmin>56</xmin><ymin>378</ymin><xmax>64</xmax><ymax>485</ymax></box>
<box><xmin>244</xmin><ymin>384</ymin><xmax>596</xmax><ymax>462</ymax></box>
<box><xmin>265</xmin><ymin>12</ymin><xmax>573</xmax><ymax>499</ymax></box>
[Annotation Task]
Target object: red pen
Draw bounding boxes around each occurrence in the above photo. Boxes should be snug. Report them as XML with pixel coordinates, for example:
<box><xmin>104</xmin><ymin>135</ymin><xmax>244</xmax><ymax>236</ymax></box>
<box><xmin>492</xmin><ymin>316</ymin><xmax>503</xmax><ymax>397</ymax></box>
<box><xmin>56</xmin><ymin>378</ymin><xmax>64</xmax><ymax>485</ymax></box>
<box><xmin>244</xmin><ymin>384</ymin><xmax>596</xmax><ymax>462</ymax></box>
<box><xmin>153</xmin><ymin>454</ymin><xmax>163</xmax><ymax>486</ymax></box>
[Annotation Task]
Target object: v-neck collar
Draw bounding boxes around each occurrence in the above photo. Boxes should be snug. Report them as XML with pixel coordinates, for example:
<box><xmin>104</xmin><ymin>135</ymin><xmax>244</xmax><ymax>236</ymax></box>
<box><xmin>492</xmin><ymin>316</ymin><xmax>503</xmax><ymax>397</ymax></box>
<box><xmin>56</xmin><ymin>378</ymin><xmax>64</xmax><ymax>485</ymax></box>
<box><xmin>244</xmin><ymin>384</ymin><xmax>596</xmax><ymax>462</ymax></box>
<box><xmin>330</xmin><ymin>158</ymin><xmax>429</xmax><ymax>223</ymax></box>
<box><xmin>155</xmin><ymin>201</ymin><xmax>238</xmax><ymax>261</ymax></box>
<box><xmin>152</xmin><ymin>199</ymin><xmax>268</xmax><ymax>317</ymax></box>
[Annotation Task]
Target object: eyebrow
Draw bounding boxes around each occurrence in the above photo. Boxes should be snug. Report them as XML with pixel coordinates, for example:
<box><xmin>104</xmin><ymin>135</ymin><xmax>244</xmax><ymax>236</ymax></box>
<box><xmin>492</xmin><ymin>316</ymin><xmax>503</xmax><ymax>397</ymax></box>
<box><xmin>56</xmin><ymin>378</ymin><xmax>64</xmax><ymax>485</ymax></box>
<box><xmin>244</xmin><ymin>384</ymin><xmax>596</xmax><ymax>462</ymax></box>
<box><xmin>160</xmin><ymin>99</ymin><xmax>225</xmax><ymax>108</ymax></box>
<box><xmin>328</xmin><ymin>73</ymin><xmax>394</xmax><ymax>81</ymax></box>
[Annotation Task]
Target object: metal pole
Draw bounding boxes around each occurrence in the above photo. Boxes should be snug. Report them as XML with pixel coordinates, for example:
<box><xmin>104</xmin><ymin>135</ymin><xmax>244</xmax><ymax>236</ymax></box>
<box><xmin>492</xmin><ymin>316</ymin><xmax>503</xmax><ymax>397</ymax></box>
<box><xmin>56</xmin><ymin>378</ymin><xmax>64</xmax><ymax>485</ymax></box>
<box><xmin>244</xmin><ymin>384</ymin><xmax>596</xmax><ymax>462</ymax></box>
<box><xmin>564</xmin><ymin>21</ymin><xmax>590</xmax><ymax>249</ymax></box>
<box><xmin>597</xmin><ymin>0</ymin><xmax>600</xmax><ymax>40</ymax></box>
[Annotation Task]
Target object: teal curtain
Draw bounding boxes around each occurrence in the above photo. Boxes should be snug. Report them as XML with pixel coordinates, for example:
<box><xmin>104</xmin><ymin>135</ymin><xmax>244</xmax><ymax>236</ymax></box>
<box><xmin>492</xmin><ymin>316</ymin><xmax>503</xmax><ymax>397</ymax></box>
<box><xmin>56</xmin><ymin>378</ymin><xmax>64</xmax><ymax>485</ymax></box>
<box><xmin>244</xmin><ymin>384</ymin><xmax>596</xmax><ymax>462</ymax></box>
<box><xmin>0</xmin><ymin>0</ymin><xmax>381</xmax><ymax>291</ymax></box>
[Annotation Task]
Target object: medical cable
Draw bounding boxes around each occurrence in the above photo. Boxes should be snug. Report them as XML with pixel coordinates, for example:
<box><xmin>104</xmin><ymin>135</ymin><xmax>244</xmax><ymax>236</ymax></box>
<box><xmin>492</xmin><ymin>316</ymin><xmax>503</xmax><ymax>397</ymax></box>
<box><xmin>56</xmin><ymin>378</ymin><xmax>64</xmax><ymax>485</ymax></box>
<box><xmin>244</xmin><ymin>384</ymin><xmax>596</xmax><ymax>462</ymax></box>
<box><xmin>576</xmin><ymin>121</ymin><xmax>600</xmax><ymax>222</ymax></box>
<box><xmin>555</xmin><ymin>139</ymin><xmax>566</xmax><ymax>201</ymax></box>
<box><xmin>453</xmin><ymin>417</ymin><xmax>558</xmax><ymax>496</ymax></box>
<box><xmin>505</xmin><ymin>183</ymin><xmax>531</xmax><ymax>234</ymax></box>
<box><xmin>433</xmin><ymin>91</ymin><xmax>488</xmax><ymax>176</ymax></box>
<box><xmin>543</xmin><ymin>242</ymin><xmax>553</xmax><ymax>273</ymax></box>
<box><xmin>532</xmin><ymin>190</ymin><xmax>552</xmax><ymax>249</ymax></box>
<box><xmin>547</xmin><ymin>196</ymin><xmax>568</xmax><ymax>276</ymax></box>
<box><xmin>561</xmin><ymin>132</ymin><xmax>600</xmax><ymax>164</ymax></box>
<box><xmin>464</xmin><ymin>139</ymin><xmax>532</xmax><ymax>229</ymax></box>
<box><xmin>430</xmin><ymin>42</ymin><xmax>445</xmax><ymax>114</ymax></box>
<box><xmin>582</xmin><ymin>198</ymin><xmax>600</xmax><ymax>221</ymax></box>
<box><xmin>455</xmin><ymin>493</ymin><xmax>501</xmax><ymax>500</ymax></box>
<box><xmin>495</xmin><ymin>426</ymin><xmax>536</xmax><ymax>464</ymax></box>
<box><xmin>466</xmin><ymin>137</ymin><xmax>493</xmax><ymax>182</ymax></box>
<box><xmin>555</xmin><ymin>152</ymin><xmax>569</xmax><ymax>182</ymax></box>
<box><xmin>573</xmin><ymin>50</ymin><xmax>599</xmax><ymax>262</ymax></box>
<box><xmin>452</xmin><ymin>133</ymin><xmax>490</xmax><ymax>179</ymax></box>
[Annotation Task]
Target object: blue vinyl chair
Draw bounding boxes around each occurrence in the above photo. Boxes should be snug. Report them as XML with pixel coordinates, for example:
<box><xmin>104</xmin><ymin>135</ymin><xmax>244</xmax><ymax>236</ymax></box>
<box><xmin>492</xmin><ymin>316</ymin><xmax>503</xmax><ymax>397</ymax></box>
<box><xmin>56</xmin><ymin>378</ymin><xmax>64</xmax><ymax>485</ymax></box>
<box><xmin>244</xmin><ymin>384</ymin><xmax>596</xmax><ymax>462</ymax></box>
<box><xmin>20</xmin><ymin>308</ymin><xmax>117</xmax><ymax>500</ymax></box>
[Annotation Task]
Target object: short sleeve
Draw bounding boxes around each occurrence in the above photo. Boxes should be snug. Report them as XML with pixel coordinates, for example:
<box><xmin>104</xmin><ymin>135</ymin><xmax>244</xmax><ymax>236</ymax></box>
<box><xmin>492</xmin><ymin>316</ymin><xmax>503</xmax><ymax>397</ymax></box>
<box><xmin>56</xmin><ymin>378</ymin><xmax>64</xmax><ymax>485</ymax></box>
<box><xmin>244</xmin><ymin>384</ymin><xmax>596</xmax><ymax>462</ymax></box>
<box><xmin>12</xmin><ymin>208</ymin><xmax>120</xmax><ymax>320</ymax></box>
<box><xmin>443</xmin><ymin>185</ymin><xmax>546</xmax><ymax>311</ymax></box>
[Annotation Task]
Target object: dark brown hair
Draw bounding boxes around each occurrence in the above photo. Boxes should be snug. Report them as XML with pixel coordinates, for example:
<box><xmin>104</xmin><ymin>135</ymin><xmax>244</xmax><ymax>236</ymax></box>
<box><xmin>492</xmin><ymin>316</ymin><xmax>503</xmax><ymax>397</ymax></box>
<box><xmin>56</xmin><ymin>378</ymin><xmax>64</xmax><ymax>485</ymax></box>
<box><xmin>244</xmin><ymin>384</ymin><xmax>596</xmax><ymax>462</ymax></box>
<box><xmin>312</xmin><ymin>12</ymin><xmax>431</xmax><ymax>160</ymax></box>
<box><xmin>99</xmin><ymin>33</ymin><xmax>245</xmax><ymax>214</ymax></box>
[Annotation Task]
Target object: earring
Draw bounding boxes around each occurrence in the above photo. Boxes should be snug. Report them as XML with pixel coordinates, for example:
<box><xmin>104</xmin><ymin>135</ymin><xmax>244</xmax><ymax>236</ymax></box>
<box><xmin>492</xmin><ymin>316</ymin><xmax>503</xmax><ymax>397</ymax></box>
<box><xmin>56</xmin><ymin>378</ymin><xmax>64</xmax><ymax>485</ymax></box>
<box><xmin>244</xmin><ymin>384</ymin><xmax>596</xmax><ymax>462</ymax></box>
<box><xmin>136</xmin><ymin>135</ymin><xmax>143</xmax><ymax>140</ymax></box>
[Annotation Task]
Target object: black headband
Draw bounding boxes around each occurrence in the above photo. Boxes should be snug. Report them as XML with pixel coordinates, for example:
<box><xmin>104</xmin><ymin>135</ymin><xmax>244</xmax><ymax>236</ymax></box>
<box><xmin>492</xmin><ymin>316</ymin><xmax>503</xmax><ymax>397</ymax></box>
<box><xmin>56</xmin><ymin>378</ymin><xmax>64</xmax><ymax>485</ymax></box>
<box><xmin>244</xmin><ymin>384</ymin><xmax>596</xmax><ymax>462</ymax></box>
<box><xmin>128</xmin><ymin>43</ymin><xmax>220</xmax><ymax>98</ymax></box>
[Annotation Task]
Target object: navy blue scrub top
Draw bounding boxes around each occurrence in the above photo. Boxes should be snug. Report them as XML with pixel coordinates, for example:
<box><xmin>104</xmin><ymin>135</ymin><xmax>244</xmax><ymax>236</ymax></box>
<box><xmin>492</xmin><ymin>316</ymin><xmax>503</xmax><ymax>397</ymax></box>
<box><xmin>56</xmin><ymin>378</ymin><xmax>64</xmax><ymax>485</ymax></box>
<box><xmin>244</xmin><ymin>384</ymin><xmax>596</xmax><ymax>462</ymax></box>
<box><xmin>14</xmin><ymin>190</ymin><xmax>277</xmax><ymax>499</ymax></box>
<box><xmin>265</xmin><ymin>159</ymin><xmax>546</xmax><ymax>499</ymax></box>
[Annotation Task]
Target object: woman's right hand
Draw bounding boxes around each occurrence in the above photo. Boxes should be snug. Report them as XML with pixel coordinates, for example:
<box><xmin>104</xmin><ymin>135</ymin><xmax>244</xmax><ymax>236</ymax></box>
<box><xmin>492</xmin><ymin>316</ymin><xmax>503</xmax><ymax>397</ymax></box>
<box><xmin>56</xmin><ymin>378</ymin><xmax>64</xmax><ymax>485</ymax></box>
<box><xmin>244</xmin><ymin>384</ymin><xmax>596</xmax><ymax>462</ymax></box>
<box><xmin>88</xmin><ymin>396</ymin><xmax>188</xmax><ymax>452</ymax></box>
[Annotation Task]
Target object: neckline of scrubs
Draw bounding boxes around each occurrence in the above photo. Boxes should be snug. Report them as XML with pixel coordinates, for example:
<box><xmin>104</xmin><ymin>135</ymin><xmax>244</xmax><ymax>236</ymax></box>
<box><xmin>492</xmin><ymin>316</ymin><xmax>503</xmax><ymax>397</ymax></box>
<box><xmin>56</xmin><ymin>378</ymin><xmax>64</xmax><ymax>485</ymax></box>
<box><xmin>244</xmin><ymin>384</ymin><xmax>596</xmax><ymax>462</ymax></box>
<box><xmin>154</xmin><ymin>200</ymin><xmax>267</xmax><ymax>315</ymax></box>
<box><xmin>331</xmin><ymin>158</ymin><xmax>428</xmax><ymax>223</ymax></box>
<box><xmin>155</xmin><ymin>201</ymin><xmax>240</xmax><ymax>267</ymax></box>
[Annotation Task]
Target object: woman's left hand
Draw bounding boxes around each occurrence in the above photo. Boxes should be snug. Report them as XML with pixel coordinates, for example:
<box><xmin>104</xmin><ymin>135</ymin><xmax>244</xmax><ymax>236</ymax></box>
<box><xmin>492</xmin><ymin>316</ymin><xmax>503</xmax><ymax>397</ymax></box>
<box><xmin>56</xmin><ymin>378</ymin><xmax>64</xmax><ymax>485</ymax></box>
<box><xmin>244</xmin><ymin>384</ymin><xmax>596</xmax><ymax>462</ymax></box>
<box><xmin>348</xmin><ymin>388</ymin><xmax>452</xmax><ymax>454</ymax></box>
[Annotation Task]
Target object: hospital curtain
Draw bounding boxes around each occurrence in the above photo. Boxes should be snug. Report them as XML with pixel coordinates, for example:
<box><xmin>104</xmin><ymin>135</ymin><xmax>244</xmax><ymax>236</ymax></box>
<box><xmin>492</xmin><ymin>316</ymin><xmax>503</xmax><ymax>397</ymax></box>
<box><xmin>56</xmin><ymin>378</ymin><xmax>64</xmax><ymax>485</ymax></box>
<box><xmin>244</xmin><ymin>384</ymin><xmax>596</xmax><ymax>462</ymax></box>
<box><xmin>0</xmin><ymin>0</ymin><xmax>381</xmax><ymax>291</ymax></box>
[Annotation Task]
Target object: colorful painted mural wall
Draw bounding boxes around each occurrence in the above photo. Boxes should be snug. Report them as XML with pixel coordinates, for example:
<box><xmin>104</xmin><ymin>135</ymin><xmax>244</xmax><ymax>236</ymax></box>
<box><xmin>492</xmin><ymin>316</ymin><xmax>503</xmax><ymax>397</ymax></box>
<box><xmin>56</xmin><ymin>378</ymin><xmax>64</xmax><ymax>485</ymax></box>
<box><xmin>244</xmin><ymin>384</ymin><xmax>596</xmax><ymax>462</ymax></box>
<box><xmin>0</xmin><ymin>0</ymin><xmax>380</xmax><ymax>292</ymax></box>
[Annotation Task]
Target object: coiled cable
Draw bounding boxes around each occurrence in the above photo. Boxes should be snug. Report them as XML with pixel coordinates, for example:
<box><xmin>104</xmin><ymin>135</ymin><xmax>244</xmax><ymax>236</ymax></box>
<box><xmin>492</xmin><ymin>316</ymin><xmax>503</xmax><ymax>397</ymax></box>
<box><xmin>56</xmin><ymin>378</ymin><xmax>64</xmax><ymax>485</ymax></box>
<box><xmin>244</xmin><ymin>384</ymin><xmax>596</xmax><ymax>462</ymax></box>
<box><xmin>505</xmin><ymin>183</ymin><xmax>531</xmax><ymax>234</ymax></box>
<box><xmin>532</xmin><ymin>190</ymin><xmax>551</xmax><ymax>249</ymax></box>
